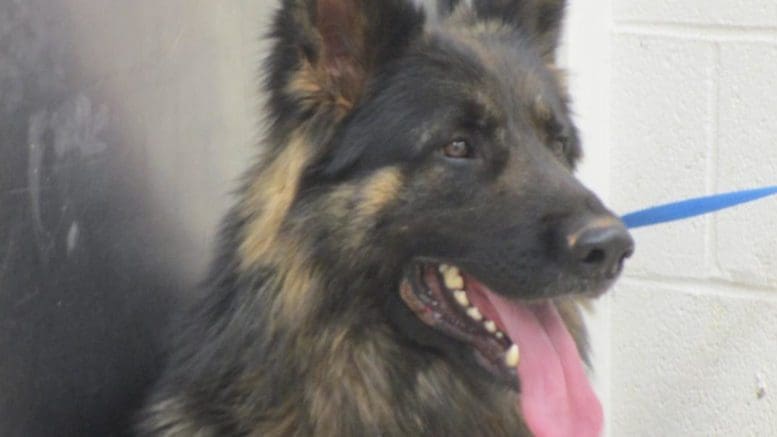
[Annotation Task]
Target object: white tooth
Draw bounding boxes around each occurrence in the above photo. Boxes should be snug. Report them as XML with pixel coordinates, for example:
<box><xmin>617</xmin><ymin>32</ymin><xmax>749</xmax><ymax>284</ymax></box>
<box><xmin>443</xmin><ymin>268</ymin><xmax>464</xmax><ymax>290</ymax></box>
<box><xmin>438</xmin><ymin>264</ymin><xmax>450</xmax><ymax>273</ymax></box>
<box><xmin>453</xmin><ymin>290</ymin><xmax>469</xmax><ymax>307</ymax></box>
<box><xmin>504</xmin><ymin>344</ymin><xmax>520</xmax><ymax>368</ymax></box>
<box><xmin>466</xmin><ymin>307</ymin><xmax>483</xmax><ymax>321</ymax></box>
<box><xmin>495</xmin><ymin>331</ymin><xmax>504</xmax><ymax>339</ymax></box>
<box><xmin>484</xmin><ymin>320</ymin><xmax>497</xmax><ymax>333</ymax></box>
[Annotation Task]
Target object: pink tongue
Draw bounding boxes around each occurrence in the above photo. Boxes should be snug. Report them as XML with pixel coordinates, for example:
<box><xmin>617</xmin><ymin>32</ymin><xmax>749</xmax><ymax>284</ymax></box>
<box><xmin>486</xmin><ymin>294</ymin><xmax>603</xmax><ymax>437</ymax></box>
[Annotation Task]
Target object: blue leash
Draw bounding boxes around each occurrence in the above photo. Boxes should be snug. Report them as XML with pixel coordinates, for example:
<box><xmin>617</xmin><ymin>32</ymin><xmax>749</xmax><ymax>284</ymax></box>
<box><xmin>621</xmin><ymin>185</ymin><xmax>777</xmax><ymax>229</ymax></box>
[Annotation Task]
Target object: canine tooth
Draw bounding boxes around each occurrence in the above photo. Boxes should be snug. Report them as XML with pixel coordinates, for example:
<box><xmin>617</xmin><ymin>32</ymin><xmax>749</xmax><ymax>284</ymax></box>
<box><xmin>453</xmin><ymin>290</ymin><xmax>469</xmax><ymax>307</ymax></box>
<box><xmin>466</xmin><ymin>307</ymin><xmax>483</xmax><ymax>321</ymax></box>
<box><xmin>484</xmin><ymin>320</ymin><xmax>497</xmax><ymax>333</ymax></box>
<box><xmin>504</xmin><ymin>344</ymin><xmax>520</xmax><ymax>368</ymax></box>
<box><xmin>442</xmin><ymin>268</ymin><xmax>464</xmax><ymax>290</ymax></box>
<box><xmin>495</xmin><ymin>331</ymin><xmax>504</xmax><ymax>339</ymax></box>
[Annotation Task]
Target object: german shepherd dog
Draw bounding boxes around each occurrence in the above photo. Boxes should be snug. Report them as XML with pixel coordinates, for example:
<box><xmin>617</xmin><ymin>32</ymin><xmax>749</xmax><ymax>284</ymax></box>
<box><xmin>138</xmin><ymin>0</ymin><xmax>634</xmax><ymax>435</ymax></box>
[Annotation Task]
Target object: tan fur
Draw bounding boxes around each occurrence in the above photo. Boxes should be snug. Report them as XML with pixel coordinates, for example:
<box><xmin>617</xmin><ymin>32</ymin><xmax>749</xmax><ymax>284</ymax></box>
<box><xmin>270</xmin><ymin>250</ymin><xmax>321</xmax><ymax>331</ymax></box>
<box><xmin>240</xmin><ymin>163</ymin><xmax>402</xmax><ymax>332</ymax></box>
<box><xmin>285</xmin><ymin>0</ymin><xmax>370</xmax><ymax>117</ymax></box>
<box><xmin>287</xmin><ymin>59</ymin><xmax>355</xmax><ymax>116</ymax></box>
<box><xmin>140</xmin><ymin>398</ymin><xmax>218</xmax><ymax>437</ymax></box>
<box><xmin>138</xmin><ymin>2</ymin><xmax>601</xmax><ymax>435</ymax></box>
<box><xmin>245</xmin><ymin>396</ymin><xmax>308</xmax><ymax>437</ymax></box>
<box><xmin>305</xmin><ymin>326</ymin><xmax>401</xmax><ymax>435</ymax></box>
<box><xmin>315</xmin><ymin>168</ymin><xmax>405</xmax><ymax>254</ymax></box>
<box><xmin>355</xmin><ymin>167</ymin><xmax>403</xmax><ymax>220</ymax></box>
<box><xmin>239</xmin><ymin>134</ymin><xmax>311</xmax><ymax>270</ymax></box>
<box><xmin>414</xmin><ymin>361</ymin><xmax>527</xmax><ymax>436</ymax></box>
<box><xmin>533</xmin><ymin>93</ymin><xmax>552</xmax><ymax>123</ymax></box>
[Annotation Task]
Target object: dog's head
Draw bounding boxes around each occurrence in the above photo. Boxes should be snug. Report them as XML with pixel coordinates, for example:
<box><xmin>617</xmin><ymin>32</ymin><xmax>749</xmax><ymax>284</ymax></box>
<box><xmin>249</xmin><ymin>1</ymin><xmax>633</xmax><ymax>434</ymax></box>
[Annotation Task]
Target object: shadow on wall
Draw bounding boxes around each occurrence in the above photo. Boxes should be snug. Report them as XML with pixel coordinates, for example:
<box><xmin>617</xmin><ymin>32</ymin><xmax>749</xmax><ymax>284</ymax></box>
<box><xmin>0</xmin><ymin>1</ymin><xmax>261</xmax><ymax>435</ymax></box>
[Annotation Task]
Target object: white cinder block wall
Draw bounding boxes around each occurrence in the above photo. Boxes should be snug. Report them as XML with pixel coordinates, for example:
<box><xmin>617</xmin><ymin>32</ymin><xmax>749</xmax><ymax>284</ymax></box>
<box><xmin>565</xmin><ymin>1</ymin><xmax>777</xmax><ymax>436</ymax></box>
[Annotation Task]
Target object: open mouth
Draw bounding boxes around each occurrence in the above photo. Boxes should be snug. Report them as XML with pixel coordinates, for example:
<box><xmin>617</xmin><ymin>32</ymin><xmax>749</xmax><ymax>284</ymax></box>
<box><xmin>400</xmin><ymin>262</ymin><xmax>604</xmax><ymax>437</ymax></box>
<box><xmin>400</xmin><ymin>264</ymin><xmax>520</xmax><ymax>383</ymax></box>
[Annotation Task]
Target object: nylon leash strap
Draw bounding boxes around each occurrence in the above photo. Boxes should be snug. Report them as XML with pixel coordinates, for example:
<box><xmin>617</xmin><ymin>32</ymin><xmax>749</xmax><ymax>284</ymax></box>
<box><xmin>621</xmin><ymin>186</ymin><xmax>777</xmax><ymax>229</ymax></box>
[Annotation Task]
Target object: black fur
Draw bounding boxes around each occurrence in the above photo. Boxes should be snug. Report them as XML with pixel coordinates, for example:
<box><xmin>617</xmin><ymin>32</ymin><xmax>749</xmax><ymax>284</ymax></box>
<box><xmin>136</xmin><ymin>1</ymin><xmax>630</xmax><ymax>435</ymax></box>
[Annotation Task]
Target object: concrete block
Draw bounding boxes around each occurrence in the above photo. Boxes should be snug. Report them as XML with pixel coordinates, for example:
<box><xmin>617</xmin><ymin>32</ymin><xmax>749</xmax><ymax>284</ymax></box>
<box><xmin>715</xmin><ymin>43</ymin><xmax>777</xmax><ymax>287</ymax></box>
<box><xmin>610</xmin><ymin>281</ymin><xmax>777</xmax><ymax>436</ymax></box>
<box><xmin>610</xmin><ymin>35</ymin><xmax>714</xmax><ymax>278</ymax></box>
<box><xmin>613</xmin><ymin>0</ymin><xmax>777</xmax><ymax>28</ymax></box>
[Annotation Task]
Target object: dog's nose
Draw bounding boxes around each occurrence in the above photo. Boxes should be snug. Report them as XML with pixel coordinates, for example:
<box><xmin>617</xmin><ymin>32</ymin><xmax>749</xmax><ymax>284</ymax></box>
<box><xmin>568</xmin><ymin>221</ymin><xmax>634</xmax><ymax>278</ymax></box>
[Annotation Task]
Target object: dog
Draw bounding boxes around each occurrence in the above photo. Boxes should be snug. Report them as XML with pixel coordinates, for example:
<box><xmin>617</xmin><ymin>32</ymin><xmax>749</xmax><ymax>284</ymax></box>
<box><xmin>137</xmin><ymin>1</ymin><xmax>634</xmax><ymax>435</ymax></box>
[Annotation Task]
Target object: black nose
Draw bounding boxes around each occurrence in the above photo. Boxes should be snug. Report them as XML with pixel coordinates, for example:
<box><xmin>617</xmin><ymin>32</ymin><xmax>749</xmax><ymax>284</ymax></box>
<box><xmin>569</xmin><ymin>221</ymin><xmax>634</xmax><ymax>278</ymax></box>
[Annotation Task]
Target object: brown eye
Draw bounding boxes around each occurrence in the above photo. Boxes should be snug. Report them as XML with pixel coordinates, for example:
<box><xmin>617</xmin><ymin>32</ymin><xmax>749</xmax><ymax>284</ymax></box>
<box><xmin>443</xmin><ymin>139</ymin><xmax>473</xmax><ymax>159</ymax></box>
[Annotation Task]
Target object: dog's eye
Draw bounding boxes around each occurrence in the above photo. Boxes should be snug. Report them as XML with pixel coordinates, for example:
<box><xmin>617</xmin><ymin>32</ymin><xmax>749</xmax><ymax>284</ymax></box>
<box><xmin>443</xmin><ymin>139</ymin><xmax>473</xmax><ymax>159</ymax></box>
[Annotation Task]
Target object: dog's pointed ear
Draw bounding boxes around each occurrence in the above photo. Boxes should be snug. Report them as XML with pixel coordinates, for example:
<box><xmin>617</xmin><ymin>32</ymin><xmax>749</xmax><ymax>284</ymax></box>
<box><xmin>267</xmin><ymin>0</ymin><xmax>425</xmax><ymax>122</ymax></box>
<box><xmin>471</xmin><ymin>0</ymin><xmax>566</xmax><ymax>60</ymax></box>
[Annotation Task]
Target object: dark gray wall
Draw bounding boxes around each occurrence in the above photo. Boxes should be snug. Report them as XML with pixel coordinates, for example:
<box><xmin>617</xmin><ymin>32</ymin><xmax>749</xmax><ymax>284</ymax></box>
<box><xmin>0</xmin><ymin>1</ymin><xmax>271</xmax><ymax>435</ymax></box>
